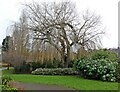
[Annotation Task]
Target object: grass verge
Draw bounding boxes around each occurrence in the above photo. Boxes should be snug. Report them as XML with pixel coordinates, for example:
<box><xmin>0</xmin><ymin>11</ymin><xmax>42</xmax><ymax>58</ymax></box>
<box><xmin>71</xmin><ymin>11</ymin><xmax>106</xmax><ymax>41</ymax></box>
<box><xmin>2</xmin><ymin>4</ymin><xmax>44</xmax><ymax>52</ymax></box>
<box><xmin>2</xmin><ymin>68</ymin><xmax>118</xmax><ymax>90</ymax></box>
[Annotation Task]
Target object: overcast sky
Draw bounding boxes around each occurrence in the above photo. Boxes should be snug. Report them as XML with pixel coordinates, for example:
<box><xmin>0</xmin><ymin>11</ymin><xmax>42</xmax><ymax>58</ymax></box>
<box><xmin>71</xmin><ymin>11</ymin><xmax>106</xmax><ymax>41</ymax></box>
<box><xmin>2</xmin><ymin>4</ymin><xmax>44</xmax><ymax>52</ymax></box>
<box><xmin>0</xmin><ymin>0</ymin><xmax>119</xmax><ymax>48</ymax></box>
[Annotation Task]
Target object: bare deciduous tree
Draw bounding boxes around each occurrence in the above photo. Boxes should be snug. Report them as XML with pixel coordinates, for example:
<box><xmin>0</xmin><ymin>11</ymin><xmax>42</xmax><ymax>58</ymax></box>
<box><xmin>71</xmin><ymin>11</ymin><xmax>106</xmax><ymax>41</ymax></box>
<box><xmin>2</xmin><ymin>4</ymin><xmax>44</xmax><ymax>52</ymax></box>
<box><xmin>23</xmin><ymin>2</ymin><xmax>104</xmax><ymax>67</ymax></box>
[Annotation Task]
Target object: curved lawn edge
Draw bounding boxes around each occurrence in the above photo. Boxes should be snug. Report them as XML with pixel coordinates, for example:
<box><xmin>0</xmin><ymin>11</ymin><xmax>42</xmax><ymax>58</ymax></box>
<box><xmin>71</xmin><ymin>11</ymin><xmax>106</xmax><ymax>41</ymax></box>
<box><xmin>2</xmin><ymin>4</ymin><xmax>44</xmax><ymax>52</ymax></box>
<box><xmin>6</xmin><ymin>74</ymin><xmax>118</xmax><ymax>90</ymax></box>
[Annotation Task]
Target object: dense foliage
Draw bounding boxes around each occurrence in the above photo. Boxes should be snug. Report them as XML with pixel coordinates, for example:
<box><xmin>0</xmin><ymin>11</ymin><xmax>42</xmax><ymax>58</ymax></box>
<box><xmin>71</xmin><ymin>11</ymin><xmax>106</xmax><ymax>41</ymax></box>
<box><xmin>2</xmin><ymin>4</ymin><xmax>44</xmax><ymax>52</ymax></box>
<box><xmin>2</xmin><ymin>36</ymin><xmax>10</xmax><ymax>52</ymax></box>
<box><xmin>1</xmin><ymin>76</ymin><xmax>17</xmax><ymax>91</ymax></box>
<box><xmin>89</xmin><ymin>49</ymin><xmax>118</xmax><ymax>61</ymax></box>
<box><xmin>2</xmin><ymin>76</ymin><xmax>12</xmax><ymax>85</ymax></box>
<box><xmin>14</xmin><ymin>61</ymin><xmax>31</xmax><ymax>73</ymax></box>
<box><xmin>14</xmin><ymin>59</ymin><xmax>75</xmax><ymax>73</ymax></box>
<box><xmin>1</xmin><ymin>85</ymin><xmax>17</xmax><ymax>92</ymax></box>
<box><xmin>32</xmin><ymin>68</ymin><xmax>78</xmax><ymax>75</ymax></box>
<box><xmin>74</xmin><ymin>58</ymin><xmax>118</xmax><ymax>82</ymax></box>
<box><xmin>14</xmin><ymin>60</ymin><xmax>63</xmax><ymax>73</ymax></box>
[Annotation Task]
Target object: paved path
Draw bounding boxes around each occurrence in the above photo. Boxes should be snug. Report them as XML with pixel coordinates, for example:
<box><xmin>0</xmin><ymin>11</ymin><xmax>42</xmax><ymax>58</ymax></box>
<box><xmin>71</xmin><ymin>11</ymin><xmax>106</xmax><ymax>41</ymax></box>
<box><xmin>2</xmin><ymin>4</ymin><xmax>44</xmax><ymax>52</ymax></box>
<box><xmin>9</xmin><ymin>81</ymin><xmax>75</xmax><ymax>90</ymax></box>
<box><xmin>0</xmin><ymin>67</ymin><xmax>7</xmax><ymax>70</ymax></box>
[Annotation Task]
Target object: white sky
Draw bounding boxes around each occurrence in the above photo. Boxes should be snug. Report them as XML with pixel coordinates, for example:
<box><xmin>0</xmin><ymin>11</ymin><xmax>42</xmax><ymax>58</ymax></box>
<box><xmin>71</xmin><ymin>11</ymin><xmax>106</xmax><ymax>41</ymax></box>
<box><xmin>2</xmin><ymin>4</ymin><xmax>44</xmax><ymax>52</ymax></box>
<box><xmin>0</xmin><ymin>0</ymin><xmax>119</xmax><ymax>48</ymax></box>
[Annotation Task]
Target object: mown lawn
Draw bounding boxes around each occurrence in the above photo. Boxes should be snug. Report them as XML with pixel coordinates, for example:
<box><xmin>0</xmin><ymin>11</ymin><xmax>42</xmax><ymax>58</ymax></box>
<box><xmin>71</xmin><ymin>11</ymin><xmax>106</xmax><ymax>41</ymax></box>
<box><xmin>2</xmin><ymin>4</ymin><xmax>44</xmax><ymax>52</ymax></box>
<box><xmin>2</xmin><ymin>69</ymin><xmax>118</xmax><ymax>90</ymax></box>
<box><xmin>9</xmin><ymin>74</ymin><xmax>119</xmax><ymax>90</ymax></box>
<box><xmin>2</xmin><ymin>67</ymin><xmax>14</xmax><ymax>75</ymax></box>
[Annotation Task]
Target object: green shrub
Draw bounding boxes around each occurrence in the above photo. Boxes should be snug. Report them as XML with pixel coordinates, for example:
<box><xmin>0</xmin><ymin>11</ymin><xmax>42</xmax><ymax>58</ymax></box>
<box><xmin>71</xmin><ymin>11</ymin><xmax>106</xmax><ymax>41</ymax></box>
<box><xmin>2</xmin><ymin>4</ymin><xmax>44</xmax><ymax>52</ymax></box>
<box><xmin>14</xmin><ymin>58</ymin><xmax>74</xmax><ymax>74</ymax></box>
<box><xmin>14</xmin><ymin>60</ymin><xmax>64</xmax><ymax>73</ymax></box>
<box><xmin>89</xmin><ymin>49</ymin><xmax>118</xmax><ymax>61</ymax></box>
<box><xmin>74</xmin><ymin>58</ymin><xmax>118</xmax><ymax>82</ymax></box>
<box><xmin>32</xmin><ymin>68</ymin><xmax>78</xmax><ymax>75</ymax></box>
<box><xmin>31</xmin><ymin>62</ymin><xmax>43</xmax><ymax>70</ymax></box>
<box><xmin>1</xmin><ymin>76</ymin><xmax>17</xmax><ymax>91</ymax></box>
<box><xmin>43</xmin><ymin>59</ymin><xmax>63</xmax><ymax>68</ymax></box>
<box><xmin>2</xmin><ymin>76</ymin><xmax>12</xmax><ymax>85</ymax></box>
<box><xmin>14</xmin><ymin>61</ymin><xmax>31</xmax><ymax>73</ymax></box>
<box><xmin>1</xmin><ymin>85</ymin><xmax>17</xmax><ymax>91</ymax></box>
<box><xmin>30</xmin><ymin>60</ymin><xmax>63</xmax><ymax>71</ymax></box>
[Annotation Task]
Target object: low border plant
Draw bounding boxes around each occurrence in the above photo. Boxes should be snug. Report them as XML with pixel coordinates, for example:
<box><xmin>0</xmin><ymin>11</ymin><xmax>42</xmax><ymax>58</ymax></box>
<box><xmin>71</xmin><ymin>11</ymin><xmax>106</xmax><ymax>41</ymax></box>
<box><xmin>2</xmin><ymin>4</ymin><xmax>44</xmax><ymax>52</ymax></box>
<box><xmin>1</xmin><ymin>76</ymin><xmax>17</xmax><ymax>91</ymax></box>
<box><xmin>32</xmin><ymin>68</ymin><xmax>78</xmax><ymax>75</ymax></box>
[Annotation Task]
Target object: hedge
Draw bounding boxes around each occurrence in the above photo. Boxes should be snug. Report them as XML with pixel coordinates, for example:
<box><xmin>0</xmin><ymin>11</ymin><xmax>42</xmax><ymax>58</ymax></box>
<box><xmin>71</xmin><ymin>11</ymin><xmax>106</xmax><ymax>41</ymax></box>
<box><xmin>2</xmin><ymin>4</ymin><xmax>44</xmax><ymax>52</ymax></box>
<box><xmin>89</xmin><ymin>49</ymin><xmax>118</xmax><ymax>61</ymax></box>
<box><xmin>32</xmin><ymin>68</ymin><xmax>78</xmax><ymax>75</ymax></box>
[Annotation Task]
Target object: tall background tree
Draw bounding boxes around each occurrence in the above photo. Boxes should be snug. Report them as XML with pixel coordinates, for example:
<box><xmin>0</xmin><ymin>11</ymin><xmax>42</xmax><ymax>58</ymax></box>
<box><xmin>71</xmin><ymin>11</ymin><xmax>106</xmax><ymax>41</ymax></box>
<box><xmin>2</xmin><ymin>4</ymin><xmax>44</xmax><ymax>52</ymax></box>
<box><xmin>2</xmin><ymin>1</ymin><xmax>104</xmax><ymax>68</ymax></box>
<box><xmin>2</xmin><ymin>36</ymin><xmax>12</xmax><ymax>63</ymax></box>
<box><xmin>2</xmin><ymin>36</ymin><xmax>10</xmax><ymax>52</ymax></box>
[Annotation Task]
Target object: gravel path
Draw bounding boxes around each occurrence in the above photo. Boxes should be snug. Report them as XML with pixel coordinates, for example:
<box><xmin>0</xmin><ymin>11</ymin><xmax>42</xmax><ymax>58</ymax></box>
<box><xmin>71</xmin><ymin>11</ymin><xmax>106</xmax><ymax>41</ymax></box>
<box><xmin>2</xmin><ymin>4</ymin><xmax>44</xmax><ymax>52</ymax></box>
<box><xmin>9</xmin><ymin>81</ymin><xmax>75</xmax><ymax>90</ymax></box>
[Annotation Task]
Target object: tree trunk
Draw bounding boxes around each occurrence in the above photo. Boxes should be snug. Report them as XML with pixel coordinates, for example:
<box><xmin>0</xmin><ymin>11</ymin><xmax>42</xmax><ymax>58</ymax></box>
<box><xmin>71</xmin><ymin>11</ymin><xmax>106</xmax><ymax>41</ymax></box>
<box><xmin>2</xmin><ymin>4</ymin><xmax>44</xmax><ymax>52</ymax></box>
<box><xmin>61</xmin><ymin>52</ymin><xmax>65</xmax><ymax>68</ymax></box>
<box><xmin>66</xmin><ymin>47</ymin><xmax>71</xmax><ymax>68</ymax></box>
<box><xmin>63</xmin><ymin>46</ymin><xmax>70</xmax><ymax>68</ymax></box>
<box><xmin>60</xmin><ymin>46</ymin><xmax>71</xmax><ymax>68</ymax></box>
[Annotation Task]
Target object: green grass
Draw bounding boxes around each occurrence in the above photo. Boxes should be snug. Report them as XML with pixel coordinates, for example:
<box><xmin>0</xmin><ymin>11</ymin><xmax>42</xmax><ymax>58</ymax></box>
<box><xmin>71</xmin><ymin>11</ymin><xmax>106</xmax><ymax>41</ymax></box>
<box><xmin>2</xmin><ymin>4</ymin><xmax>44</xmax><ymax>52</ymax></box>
<box><xmin>2</xmin><ymin>67</ymin><xmax>14</xmax><ymax>75</ymax></box>
<box><xmin>2</xmin><ymin>68</ymin><xmax>118</xmax><ymax>90</ymax></box>
<box><xmin>4</xmin><ymin>74</ymin><xmax>118</xmax><ymax>90</ymax></box>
